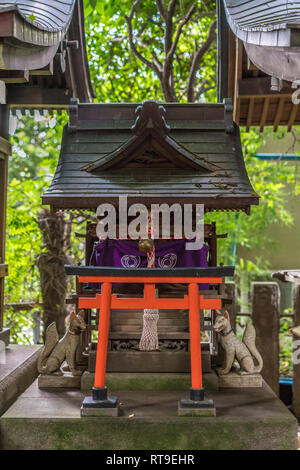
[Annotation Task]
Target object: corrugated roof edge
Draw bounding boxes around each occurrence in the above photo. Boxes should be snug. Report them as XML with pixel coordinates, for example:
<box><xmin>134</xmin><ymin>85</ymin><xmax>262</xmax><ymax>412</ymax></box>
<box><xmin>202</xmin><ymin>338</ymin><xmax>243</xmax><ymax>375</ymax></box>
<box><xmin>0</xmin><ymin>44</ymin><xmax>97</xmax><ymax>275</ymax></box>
<box><xmin>0</xmin><ymin>0</ymin><xmax>76</xmax><ymax>32</ymax></box>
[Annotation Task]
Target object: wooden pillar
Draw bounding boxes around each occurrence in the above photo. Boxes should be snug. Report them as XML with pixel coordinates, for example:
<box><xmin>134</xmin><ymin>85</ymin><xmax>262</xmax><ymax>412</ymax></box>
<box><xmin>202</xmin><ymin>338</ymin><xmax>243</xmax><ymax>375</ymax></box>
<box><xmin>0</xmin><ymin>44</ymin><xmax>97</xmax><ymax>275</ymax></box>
<box><xmin>188</xmin><ymin>283</ymin><xmax>203</xmax><ymax>390</ymax></box>
<box><xmin>252</xmin><ymin>282</ymin><xmax>280</xmax><ymax>395</ymax></box>
<box><xmin>292</xmin><ymin>284</ymin><xmax>300</xmax><ymax>418</ymax></box>
<box><xmin>94</xmin><ymin>282</ymin><xmax>112</xmax><ymax>389</ymax></box>
<box><xmin>0</xmin><ymin>104</ymin><xmax>10</xmax><ymax>339</ymax></box>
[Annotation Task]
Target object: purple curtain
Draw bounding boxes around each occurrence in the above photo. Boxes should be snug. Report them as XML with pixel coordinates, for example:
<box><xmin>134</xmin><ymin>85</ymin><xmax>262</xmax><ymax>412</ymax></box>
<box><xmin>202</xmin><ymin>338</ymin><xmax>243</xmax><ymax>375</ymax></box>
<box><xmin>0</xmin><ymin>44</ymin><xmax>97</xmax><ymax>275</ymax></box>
<box><xmin>89</xmin><ymin>239</ymin><xmax>210</xmax><ymax>290</ymax></box>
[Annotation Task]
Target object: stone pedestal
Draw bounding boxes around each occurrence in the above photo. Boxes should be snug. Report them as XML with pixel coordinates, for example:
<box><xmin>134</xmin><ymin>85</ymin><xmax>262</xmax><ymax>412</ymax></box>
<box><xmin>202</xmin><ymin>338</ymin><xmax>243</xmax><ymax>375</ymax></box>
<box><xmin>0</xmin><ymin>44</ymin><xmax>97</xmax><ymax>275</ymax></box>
<box><xmin>178</xmin><ymin>401</ymin><xmax>216</xmax><ymax>417</ymax></box>
<box><xmin>81</xmin><ymin>402</ymin><xmax>119</xmax><ymax>417</ymax></box>
<box><xmin>0</xmin><ymin>327</ymin><xmax>10</xmax><ymax>346</ymax></box>
<box><xmin>0</xmin><ymin>344</ymin><xmax>41</xmax><ymax>416</ymax></box>
<box><xmin>38</xmin><ymin>372</ymin><xmax>81</xmax><ymax>389</ymax></box>
<box><xmin>218</xmin><ymin>372</ymin><xmax>262</xmax><ymax>388</ymax></box>
<box><xmin>0</xmin><ymin>379</ymin><xmax>297</xmax><ymax>450</ymax></box>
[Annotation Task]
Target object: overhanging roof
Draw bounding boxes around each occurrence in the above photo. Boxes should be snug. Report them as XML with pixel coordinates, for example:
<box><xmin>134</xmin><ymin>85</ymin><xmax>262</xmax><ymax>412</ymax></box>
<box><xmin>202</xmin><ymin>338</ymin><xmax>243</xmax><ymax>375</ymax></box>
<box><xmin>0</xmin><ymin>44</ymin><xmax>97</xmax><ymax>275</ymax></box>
<box><xmin>42</xmin><ymin>100</ymin><xmax>259</xmax><ymax>213</ymax></box>
<box><xmin>223</xmin><ymin>0</ymin><xmax>300</xmax><ymax>48</ymax></box>
<box><xmin>0</xmin><ymin>0</ymin><xmax>75</xmax><ymax>32</ymax></box>
<box><xmin>0</xmin><ymin>0</ymin><xmax>94</xmax><ymax>108</ymax></box>
<box><xmin>219</xmin><ymin>0</ymin><xmax>300</xmax><ymax>130</ymax></box>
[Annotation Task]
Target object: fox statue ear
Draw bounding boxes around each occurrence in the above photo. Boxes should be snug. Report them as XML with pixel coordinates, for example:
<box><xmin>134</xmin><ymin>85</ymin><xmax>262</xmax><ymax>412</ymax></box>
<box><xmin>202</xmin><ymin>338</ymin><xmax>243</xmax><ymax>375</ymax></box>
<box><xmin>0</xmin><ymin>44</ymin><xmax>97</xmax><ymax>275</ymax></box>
<box><xmin>79</xmin><ymin>310</ymin><xmax>85</xmax><ymax>318</ymax></box>
<box><xmin>70</xmin><ymin>311</ymin><xmax>76</xmax><ymax>320</ymax></box>
<box><xmin>215</xmin><ymin>310</ymin><xmax>222</xmax><ymax>316</ymax></box>
<box><xmin>224</xmin><ymin>311</ymin><xmax>230</xmax><ymax>320</ymax></box>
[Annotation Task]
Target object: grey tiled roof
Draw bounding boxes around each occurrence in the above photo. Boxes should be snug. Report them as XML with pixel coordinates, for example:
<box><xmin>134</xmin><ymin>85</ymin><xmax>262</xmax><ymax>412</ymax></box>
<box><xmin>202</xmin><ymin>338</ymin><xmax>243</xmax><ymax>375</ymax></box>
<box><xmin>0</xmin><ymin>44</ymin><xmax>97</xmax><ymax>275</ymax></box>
<box><xmin>0</xmin><ymin>0</ymin><xmax>75</xmax><ymax>31</ymax></box>
<box><xmin>42</xmin><ymin>102</ymin><xmax>259</xmax><ymax>212</ymax></box>
<box><xmin>223</xmin><ymin>0</ymin><xmax>300</xmax><ymax>46</ymax></box>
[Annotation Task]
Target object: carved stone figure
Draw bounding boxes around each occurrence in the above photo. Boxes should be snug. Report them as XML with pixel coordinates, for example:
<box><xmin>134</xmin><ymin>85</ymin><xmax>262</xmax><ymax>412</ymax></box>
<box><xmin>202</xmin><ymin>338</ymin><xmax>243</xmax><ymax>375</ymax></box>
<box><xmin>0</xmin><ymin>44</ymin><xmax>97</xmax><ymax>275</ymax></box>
<box><xmin>38</xmin><ymin>311</ymin><xmax>86</xmax><ymax>377</ymax></box>
<box><xmin>213</xmin><ymin>310</ymin><xmax>263</xmax><ymax>376</ymax></box>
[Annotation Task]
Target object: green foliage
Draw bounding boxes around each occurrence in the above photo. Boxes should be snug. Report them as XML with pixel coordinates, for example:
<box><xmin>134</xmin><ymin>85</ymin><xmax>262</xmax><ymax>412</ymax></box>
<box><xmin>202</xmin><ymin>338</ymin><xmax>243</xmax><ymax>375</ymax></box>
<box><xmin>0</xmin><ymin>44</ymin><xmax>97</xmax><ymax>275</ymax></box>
<box><xmin>206</xmin><ymin>126</ymin><xmax>300</xmax><ymax>268</ymax></box>
<box><xmin>84</xmin><ymin>0</ymin><xmax>216</xmax><ymax>102</ymax></box>
<box><xmin>4</xmin><ymin>113</ymin><xmax>68</xmax><ymax>342</ymax></box>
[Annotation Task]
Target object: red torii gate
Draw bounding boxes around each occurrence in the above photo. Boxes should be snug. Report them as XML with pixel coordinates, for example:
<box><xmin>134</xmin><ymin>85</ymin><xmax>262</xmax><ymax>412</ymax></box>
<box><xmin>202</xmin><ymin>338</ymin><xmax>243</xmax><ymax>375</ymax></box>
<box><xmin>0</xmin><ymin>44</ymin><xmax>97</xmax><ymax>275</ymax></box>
<box><xmin>65</xmin><ymin>265</ymin><xmax>234</xmax><ymax>414</ymax></box>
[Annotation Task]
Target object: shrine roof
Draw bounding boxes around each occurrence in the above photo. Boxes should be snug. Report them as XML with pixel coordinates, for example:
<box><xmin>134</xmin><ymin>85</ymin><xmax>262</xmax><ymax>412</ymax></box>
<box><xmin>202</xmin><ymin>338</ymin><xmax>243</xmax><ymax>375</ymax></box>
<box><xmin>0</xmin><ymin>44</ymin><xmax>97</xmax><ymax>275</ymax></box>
<box><xmin>223</xmin><ymin>0</ymin><xmax>300</xmax><ymax>47</ymax></box>
<box><xmin>42</xmin><ymin>100</ymin><xmax>259</xmax><ymax>213</ymax></box>
<box><xmin>0</xmin><ymin>0</ymin><xmax>94</xmax><ymax>107</ymax></box>
<box><xmin>0</xmin><ymin>0</ymin><xmax>75</xmax><ymax>32</ymax></box>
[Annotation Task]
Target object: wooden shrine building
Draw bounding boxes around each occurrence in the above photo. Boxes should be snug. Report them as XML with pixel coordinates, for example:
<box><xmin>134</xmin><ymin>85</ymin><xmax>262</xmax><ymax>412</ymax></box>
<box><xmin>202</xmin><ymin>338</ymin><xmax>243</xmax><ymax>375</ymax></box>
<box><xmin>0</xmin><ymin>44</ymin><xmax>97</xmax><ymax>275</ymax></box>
<box><xmin>44</xmin><ymin>99</ymin><xmax>258</xmax><ymax>413</ymax></box>
<box><xmin>218</xmin><ymin>0</ymin><xmax>300</xmax><ymax>131</ymax></box>
<box><xmin>0</xmin><ymin>0</ymin><xmax>94</xmax><ymax>343</ymax></box>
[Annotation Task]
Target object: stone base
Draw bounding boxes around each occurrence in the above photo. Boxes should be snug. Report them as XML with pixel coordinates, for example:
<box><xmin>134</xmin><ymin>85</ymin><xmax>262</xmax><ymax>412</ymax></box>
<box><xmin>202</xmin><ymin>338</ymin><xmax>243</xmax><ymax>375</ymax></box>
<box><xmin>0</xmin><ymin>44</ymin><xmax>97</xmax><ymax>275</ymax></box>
<box><xmin>178</xmin><ymin>400</ymin><xmax>216</xmax><ymax>417</ymax></box>
<box><xmin>0</xmin><ymin>345</ymin><xmax>41</xmax><ymax>416</ymax></box>
<box><xmin>38</xmin><ymin>372</ymin><xmax>81</xmax><ymax>389</ymax></box>
<box><xmin>0</xmin><ymin>378</ymin><xmax>297</xmax><ymax>450</ymax></box>
<box><xmin>88</xmin><ymin>350</ymin><xmax>211</xmax><ymax>373</ymax></box>
<box><xmin>81</xmin><ymin>371</ymin><xmax>218</xmax><ymax>392</ymax></box>
<box><xmin>0</xmin><ymin>328</ymin><xmax>10</xmax><ymax>347</ymax></box>
<box><xmin>81</xmin><ymin>396</ymin><xmax>119</xmax><ymax>417</ymax></box>
<box><xmin>218</xmin><ymin>372</ymin><xmax>262</xmax><ymax>389</ymax></box>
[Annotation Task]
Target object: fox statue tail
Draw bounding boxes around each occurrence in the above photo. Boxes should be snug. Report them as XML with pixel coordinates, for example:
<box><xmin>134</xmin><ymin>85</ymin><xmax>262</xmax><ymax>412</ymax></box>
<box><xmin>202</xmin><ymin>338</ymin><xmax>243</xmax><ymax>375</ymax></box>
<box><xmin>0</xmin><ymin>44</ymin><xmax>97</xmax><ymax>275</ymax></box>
<box><xmin>37</xmin><ymin>322</ymin><xmax>59</xmax><ymax>373</ymax></box>
<box><xmin>242</xmin><ymin>322</ymin><xmax>263</xmax><ymax>373</ymax></box>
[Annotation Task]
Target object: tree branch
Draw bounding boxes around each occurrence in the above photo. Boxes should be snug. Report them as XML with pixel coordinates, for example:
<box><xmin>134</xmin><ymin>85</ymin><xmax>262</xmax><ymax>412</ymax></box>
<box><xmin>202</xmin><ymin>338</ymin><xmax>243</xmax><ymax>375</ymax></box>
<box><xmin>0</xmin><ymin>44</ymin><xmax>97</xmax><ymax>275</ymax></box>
<box><xmin>125</xmin><ymin>0</ymin><xmax>162</xmax><ymax>80</ymax></box>
<box><xmin>187</xmin><ymin>19</ymin><xmax>216</xmax><ymax>102</ymax></box>
<box><xmin>162</xmin><ymin>3</ymin><xmax>196</xmax><ymax>101</ymax></box>
<box><xmin>155</xmin><ymin>0</ymin><xmax>167</xmax><ymax>20</ymax></box>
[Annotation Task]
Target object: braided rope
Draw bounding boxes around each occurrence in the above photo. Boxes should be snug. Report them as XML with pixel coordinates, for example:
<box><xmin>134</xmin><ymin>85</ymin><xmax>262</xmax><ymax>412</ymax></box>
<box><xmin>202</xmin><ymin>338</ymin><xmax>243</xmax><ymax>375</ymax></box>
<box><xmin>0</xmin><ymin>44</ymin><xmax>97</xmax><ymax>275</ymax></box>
<box><xmin>139</xmin><ymin>215</ymin><xmax>159</xmax><ymax>351</ymax></box>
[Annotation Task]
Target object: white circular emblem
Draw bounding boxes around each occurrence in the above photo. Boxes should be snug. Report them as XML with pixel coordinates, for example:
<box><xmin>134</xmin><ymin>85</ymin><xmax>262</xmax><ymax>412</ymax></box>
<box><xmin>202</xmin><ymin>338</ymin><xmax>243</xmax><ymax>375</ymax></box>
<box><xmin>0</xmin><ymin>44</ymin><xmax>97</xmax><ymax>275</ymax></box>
<box><xmin>121</xmin><ymin>255</ymin><xmax>141</xmax><ymax>268</ymax></box>
<box><xmin>158</xmin><ymin>253</ymin><xmax>177</xmax><ymax>268</ymax></box>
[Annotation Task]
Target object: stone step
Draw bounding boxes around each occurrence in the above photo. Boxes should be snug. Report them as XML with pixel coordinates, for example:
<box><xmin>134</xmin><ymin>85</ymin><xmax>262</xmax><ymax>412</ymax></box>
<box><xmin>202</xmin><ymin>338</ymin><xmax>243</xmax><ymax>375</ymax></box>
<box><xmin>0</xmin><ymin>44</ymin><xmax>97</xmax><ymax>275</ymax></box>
<box><xmin>0</xmin><ymin>344</ymin><xmax>41</xmax><ymax>416</ymax></box>
<box><xmin>81</xmin><ymin>371</ymin><xmax>218</xmax><ymax>391</ymax></box>
<box><xmin>0</xmin><ymin>375</ymin><xmax>297</xmax><ymax>450</ymax></box>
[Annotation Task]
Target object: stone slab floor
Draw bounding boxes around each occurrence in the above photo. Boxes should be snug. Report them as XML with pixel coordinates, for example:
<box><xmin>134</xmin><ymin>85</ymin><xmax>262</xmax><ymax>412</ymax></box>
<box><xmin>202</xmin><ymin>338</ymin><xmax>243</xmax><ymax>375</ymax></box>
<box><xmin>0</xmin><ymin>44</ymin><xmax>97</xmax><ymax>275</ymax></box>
<box><xmin>0</xmin><ymin>374</ymin><xmax>298</xmax><ymax>450</ymax></box>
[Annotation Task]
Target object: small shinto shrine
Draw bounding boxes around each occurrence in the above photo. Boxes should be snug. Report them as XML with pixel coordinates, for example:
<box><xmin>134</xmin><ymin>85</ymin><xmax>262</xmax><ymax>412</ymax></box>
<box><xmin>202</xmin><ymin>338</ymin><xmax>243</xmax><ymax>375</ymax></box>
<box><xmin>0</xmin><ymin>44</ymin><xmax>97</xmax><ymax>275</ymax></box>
<box><xmin>43</xmin><ymin>98</ymin><xmax>258</xmax><ymax>415</ymax></box>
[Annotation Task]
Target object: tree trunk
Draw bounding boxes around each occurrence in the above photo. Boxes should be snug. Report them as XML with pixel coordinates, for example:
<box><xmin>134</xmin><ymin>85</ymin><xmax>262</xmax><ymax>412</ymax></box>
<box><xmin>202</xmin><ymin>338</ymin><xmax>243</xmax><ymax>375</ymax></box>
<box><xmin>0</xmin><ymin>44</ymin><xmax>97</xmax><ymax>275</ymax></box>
<box><xmin>36</xmin><ymin>209</ymin><xmax>69</xmax><ymax>337</ymax></box>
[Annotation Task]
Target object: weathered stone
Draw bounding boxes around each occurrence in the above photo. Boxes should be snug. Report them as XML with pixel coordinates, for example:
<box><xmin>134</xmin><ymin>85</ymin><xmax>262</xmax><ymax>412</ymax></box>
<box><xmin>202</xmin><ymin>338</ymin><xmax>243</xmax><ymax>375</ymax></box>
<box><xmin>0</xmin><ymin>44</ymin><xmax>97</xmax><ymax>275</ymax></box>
<box><xmin>0</xmin><ymin>345</ymin><xmax>41</xmax><ymax>416</ymax></box>
<box><xmin>38</xmin><ymin>372</ymin><xmax>81</xmax><ymax>389</ymax></box>
<box><xmin>88</xmin><ymin>350</ymin><xmax>211</xmax><ymax>373</ymax></box>
<box><xmin>252</xmin><ymin>282</ymin><xmax>280</xmax><ymax>395</ymax></box>
<box><xmin>178</xmin><ymin>402</ymin><xmax>216</xmax><ymax>417</ymax></box>
<box><xmin>0</xmin><ymin>328</ymin><xmax>9</xmax><ymax>346</ymax></box>
<box><xmin>0</xmin><ymin>378</ymin><xmax>297</xmax><ymax>450</ymax></box>
<box><xmin>80</xmin><ymin>405</ymin><xmax>119</xmax><ymax>417</ymax></box>
<box><xmin>81</xmin><ymin>371</ymin><xmax>219</xmax><ymax>392</ymax></box>
<box><xmin>218</xmin><ymin>372</ymin><xmax>262</xmax><ymax>388</ymax></box>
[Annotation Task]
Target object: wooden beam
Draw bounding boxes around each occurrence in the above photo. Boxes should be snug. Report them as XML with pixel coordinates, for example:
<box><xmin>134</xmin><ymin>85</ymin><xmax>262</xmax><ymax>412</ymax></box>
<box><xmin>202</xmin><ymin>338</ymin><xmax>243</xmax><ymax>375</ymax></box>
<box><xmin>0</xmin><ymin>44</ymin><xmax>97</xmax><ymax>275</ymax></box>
<box><xmin>273</xmin><ymin>98</ymin><xmax>285</xmax><ymax>132</ymax></box>
<box><xmin>288</xmin><ymin>104</ymin><xmax>299</xmax><ymax>131</ymax></box>
<box><xmin>0</xmin><ymin>136</ymin><xmax>10</xmax><ymax>155</ymax></box>
<box><xmin>247</xmin><ymin>57</ymin><xmax>259</xmax><ymax>71</ymax></box>
<box><xmin>246</xmin><ymin>97</ymin><xmax>255</xmax><ymax>131</ymax></box>
<box><xmin>29</xmin><ymin>61</ymin><xmax>54</xmax><ymax>76</ymax></box>
<box><xmin>239</xmin><ymin>77</ymin><xmax>291</xmax><ymax>98</ymax></box>
<box><xmin>0</xmin><ymin>105</ymin><xmax>9</xmax><ymax>331</ymax></box>
<box><xmin>0</xmin><ymin>70</ymin><xmax>29</xmax><ymax>83</ymax></box>
<box><xmin>7</xmin><ymin>86</ymin><xmax>71</xmax><ymax>107</ymax></box>
<box><xmin>233</xmin><ymin>38</ymin><xmax>243</xmax><ymax>125</ymax></box>
<box><xmin>0</xmin><ymin>81</ymin><xmax>5</xmax><ymax>104</ymax></box>
<box><xmin>0</xmin><ymin>264</ymin><xmax>8</xmax><ymax>278</ymax></box>
<box><xmin>260</xmin><ymin>97</ymin><xmax>270</xmax><ymax>132</ymax></box>
<box><xmin>227</xmin><ymin>30</ymin><xmax>235</xmax><ymax>99</ymax></box>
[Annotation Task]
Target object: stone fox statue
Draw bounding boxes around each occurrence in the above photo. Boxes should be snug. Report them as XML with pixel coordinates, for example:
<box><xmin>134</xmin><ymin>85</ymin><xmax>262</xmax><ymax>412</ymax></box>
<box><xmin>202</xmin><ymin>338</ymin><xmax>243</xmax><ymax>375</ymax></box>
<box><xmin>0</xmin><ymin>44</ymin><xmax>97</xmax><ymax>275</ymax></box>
<box><xmin>38</xmin><ymin>311</ymin><xmax>86</xmax><ymax>376</ymax></box>
<box><xmin>213</xmin><ymin>310</ymin><xmax>263</xmax><ymax>376</ymax></box>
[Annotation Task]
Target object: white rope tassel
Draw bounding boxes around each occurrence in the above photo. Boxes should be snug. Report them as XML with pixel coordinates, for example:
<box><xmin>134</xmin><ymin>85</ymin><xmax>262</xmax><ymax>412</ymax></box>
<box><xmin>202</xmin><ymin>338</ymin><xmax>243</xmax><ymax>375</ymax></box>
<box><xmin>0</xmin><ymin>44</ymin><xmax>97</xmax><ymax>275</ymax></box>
<box><xmin>139</xmin><ymin>243</ymin><xmax>159</xmax><ymax>351</ymax></box>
